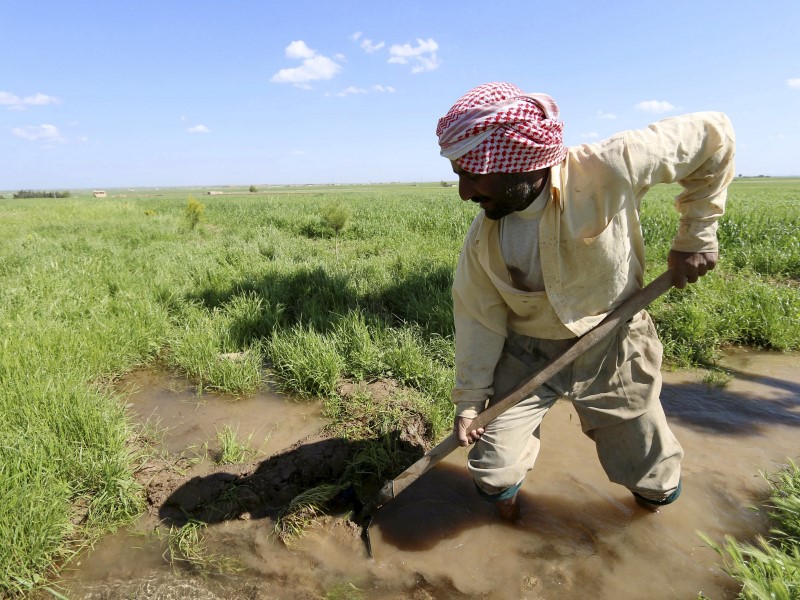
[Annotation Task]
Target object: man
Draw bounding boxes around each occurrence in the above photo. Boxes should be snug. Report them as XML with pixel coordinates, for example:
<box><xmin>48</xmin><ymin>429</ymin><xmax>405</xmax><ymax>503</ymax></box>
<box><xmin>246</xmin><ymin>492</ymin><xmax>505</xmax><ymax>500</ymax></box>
<box><xmin>436</xmin><ymin>82</ymin><xmax>735</xmax><ymax>520</ymax></box>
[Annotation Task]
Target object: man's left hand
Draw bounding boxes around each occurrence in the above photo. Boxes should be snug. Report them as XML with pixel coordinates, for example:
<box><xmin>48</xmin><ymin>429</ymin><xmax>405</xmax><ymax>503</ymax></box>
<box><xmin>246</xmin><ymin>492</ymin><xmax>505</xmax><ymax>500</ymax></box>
<box><xmin>668</xmin><ymin>250</ymin><xmax>718</xmax><ymax>289</ymax></box>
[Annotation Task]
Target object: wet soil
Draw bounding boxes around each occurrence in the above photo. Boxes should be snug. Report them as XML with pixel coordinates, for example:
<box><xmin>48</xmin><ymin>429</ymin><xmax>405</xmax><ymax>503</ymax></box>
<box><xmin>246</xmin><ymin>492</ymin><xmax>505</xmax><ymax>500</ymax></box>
<box><xmin>55</xmin><ymin>351</ymin><xmax>799</xmax><ymax>599</ymax></box>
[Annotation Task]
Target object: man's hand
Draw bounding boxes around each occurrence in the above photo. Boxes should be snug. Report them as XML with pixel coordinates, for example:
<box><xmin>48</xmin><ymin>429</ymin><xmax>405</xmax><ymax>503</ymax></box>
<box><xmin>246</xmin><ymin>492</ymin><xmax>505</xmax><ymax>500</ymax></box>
<box><xmin>455</xmin><ymin>415</ymin><xmax>485</xmax><ymax>447</ymax></box>
<box><xmin>668</xmin><ymin>250</ymin><xmax>718</xmax><ymax>289</ymax></box>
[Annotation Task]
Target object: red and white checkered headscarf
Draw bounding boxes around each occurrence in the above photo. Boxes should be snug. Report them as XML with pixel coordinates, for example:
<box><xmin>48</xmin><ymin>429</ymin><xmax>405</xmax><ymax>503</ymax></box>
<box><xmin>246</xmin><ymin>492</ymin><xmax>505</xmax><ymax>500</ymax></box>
<box><xmin>436</xmin><ymin>82</ymin><xmax>568</xmax><ymax>173</ymax></box>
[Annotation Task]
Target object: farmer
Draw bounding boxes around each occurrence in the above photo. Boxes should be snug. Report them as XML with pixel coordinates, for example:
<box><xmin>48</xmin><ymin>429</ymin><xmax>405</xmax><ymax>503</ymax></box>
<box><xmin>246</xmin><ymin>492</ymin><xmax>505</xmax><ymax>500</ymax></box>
<box><xmin>437</xmin><ymin>82</ymin><xmax>735</xmax><ymax>520</ymax></box>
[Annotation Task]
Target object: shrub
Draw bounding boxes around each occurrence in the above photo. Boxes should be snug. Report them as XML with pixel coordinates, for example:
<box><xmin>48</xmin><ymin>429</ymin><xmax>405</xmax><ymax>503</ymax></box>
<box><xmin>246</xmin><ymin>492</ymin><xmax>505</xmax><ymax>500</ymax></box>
<box><xmin>185</xmin><ymin>196</ymin><xmax>205</xmax><ymax>230</ymax></box>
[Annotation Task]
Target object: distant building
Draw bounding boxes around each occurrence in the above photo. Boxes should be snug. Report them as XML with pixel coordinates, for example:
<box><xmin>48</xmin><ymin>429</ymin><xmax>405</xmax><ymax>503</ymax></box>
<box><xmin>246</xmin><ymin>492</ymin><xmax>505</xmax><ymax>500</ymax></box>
<box><xmin>207</xmin><ymin>191</ymin><xmax>224</xmax><ymax>195</ymax></box>
<box><xmin>93</xmin><ymin>190</ymin><xmax>107</xmax><ymax>198</ymax></box>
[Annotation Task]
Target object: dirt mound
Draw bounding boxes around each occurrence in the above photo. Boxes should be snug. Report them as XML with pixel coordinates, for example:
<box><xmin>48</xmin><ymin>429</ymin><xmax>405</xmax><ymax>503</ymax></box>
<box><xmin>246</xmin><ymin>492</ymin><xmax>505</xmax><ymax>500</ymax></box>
<box><xmin>335</xmin><ymin>378</ymin><xmax>433</xmax><ymax>450</ymax></box>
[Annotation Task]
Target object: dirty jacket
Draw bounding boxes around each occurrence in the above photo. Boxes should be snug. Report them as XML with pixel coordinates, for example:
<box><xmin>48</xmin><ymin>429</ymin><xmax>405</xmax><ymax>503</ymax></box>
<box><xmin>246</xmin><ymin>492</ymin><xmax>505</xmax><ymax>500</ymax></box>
<box><xmin>452</xmin><ymin>112</ymin><xmax>736</xmax><ymax>418</ymax></box>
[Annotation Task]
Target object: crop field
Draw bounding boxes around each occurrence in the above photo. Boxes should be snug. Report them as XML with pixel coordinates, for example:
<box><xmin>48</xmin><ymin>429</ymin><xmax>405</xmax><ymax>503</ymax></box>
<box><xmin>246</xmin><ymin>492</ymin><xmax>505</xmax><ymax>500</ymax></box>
<box><xmin>0</xmin><ymin>178</ymin><xmax>798</xmax><ymax>595</ymax></box>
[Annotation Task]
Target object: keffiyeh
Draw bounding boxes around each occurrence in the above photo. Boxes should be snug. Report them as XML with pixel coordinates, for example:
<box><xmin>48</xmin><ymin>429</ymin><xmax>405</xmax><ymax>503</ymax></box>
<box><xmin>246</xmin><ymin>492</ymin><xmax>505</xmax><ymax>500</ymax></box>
<box><xmin>436</xmin><ymin>82</ymin><xmax>568</xmax><ymax>173</ymax></box>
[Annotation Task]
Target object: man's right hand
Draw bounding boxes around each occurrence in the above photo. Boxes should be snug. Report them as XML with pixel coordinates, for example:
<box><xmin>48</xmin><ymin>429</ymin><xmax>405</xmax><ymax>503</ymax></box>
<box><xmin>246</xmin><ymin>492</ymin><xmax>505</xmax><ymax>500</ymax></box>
<box><xmin>455</xmin><ymin>415</ymin><xmax>485</xmax><ymax>447</ymax></box>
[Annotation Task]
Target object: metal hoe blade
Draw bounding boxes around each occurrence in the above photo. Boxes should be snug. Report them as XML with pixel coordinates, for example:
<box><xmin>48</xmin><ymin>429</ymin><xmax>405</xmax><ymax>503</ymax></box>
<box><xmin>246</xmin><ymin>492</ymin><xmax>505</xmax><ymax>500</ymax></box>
<box><xmin>353</xmin><ymin>480</ymin><xmax>395</xmax><ymax>557</ymax></box>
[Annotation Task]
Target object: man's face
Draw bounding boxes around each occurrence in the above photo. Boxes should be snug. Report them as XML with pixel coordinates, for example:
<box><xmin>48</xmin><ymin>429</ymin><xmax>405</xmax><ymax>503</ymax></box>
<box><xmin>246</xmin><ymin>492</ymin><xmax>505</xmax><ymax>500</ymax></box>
<box><xmin>451</xmin><ymin>161</ymin><xmax>545</xmax><ymax>220</ymax></box>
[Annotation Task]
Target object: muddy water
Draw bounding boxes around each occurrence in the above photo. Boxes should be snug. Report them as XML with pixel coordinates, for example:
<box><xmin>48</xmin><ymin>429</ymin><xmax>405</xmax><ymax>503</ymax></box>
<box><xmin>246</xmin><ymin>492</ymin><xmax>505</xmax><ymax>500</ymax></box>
<box><xmin>118</xmin><ymin>371</ymin><xmax>326</xmax><ymax>459</ymax></box>
<box><xmin>57</xmin><ymin>352</ymin><xmax>799</xmax><ymax>600</ymax></box>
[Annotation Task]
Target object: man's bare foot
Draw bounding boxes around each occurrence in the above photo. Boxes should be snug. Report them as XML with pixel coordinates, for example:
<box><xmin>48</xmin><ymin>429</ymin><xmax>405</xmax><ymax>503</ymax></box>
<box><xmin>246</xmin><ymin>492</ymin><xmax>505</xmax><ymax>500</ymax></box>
<box><xmin>496</xmin><ymin>495</ymin><xmax>520</xmax><ymax>521</ymax></box>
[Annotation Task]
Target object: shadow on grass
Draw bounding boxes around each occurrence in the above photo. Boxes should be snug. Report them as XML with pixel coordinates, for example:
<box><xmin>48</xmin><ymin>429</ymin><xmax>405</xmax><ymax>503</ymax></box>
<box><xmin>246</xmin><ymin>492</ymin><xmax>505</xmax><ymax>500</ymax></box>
<box><xmin>183</xmin><ymin>262</ymin><xmax>455</xmax><ymax>339</ymax></box>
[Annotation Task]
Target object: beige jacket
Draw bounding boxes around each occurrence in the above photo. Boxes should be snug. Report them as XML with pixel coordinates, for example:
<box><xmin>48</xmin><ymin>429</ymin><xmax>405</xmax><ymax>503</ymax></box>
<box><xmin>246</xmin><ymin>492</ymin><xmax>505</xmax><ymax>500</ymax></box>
<box><xmin>452</xmin><ymin>111</ymin><xmax>736</xmax><ymax>418</ymax></box>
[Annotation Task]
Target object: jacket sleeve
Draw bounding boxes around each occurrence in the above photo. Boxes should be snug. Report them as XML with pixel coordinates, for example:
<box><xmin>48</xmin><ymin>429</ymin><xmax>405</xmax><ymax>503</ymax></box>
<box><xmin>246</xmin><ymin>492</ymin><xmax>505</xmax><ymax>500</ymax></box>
<box><xmin>451</xmin><ymin>222</ymin><xmax>507</xmax><ymax>418</ymax></box>
<box><xmin>623</xmin><ymin>112</ymin><xmax>736</xmax><ymax>252</ymax></box>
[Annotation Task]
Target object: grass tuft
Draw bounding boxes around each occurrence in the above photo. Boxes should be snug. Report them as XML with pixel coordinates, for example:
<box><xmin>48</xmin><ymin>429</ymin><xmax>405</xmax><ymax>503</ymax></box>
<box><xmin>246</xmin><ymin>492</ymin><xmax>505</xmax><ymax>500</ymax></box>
<box><xmin>273</xmin><ymin>484</ymin><xmax>346</xmax><ymax>545</ymax></box>
<box><xmin>214</xmin><ymin>425</ymin><xmax>258</xmax><ymax>464</ymax></box>
<box><xmin>162</xmin><ymin>519</ymin><xmax>240</xmax><ymax>574</ymax></box>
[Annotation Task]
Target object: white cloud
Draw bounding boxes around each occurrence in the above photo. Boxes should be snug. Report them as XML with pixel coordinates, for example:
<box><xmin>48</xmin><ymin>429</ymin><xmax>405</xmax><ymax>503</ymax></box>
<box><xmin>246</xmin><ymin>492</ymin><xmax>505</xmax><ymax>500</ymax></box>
<box><xmin>285</xmin><ymin>40</ymin><xmax>315</xmax><ymax>60</ymax></box>
<box><xmin>0</xmin><ymin>91</ymin><xmax>61</xmax><ymax>110</ymax></box>
<box><xmin>596</xmin><ymin>110</ymin><xmax>617</xmax><ymax>120</ymax></box>
<box><xmin>327</xmin><ymin>84</ymin><xmax>395</xmax><ymax>97</ymax></box>
<box><xmin>12</xmin><ymin>123</ymin><xmax>64</xmax><ymax>141</ymax></box>
<box><xmin>581</xmin><ymin>132</ymin><xmax>600</xmax><ymax>140</ymax></box>
<box><xmin>635</xmin><ymin>100</ymin><xmax>676</xmax><ymax>113</ymax></box>
<box><xmin>271</xmin><ymin>40</ymin><xmax>343</xmax><ymax>86</ymax></box>
<box><xmin>350</xmin><ymin>32</ymin><xmax>363</xmax><ymax>41</ymax></box>
<box><xmin>388</xmin><ymin>38</ymin><xmax>440</xmax><ymax>73</ymax></box>
<box><xmin>787</xmin><ymin>78</ymin><xmax>800</xmax><ymax>89</ymax></box>
<box><xmin>187</xmin><ymin>124</ymin><xmax>209</xmax><ymax>133</ymax></box>
<box><xmin>360</xmin><ymin>38</ymin><xmax>385</xmax><ymax>53</ymax></box>
<box><xmin>290</xmin><ymin>149</ymin><xmax>305</xmax><ymax>155</ymax></box>
<box><xmin>335</xmin><ymin>86</ymin><xmax>367</xmax><ymax>97</ymax></box>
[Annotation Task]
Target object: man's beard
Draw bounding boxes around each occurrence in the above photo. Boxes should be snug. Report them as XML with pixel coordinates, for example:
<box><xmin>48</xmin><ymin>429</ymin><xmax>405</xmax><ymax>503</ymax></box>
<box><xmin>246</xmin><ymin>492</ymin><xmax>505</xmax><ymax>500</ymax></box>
<box><xmin>479</xmin><ymin>175</ymin><xmax>541</xmax><ymax>220</ymax></box>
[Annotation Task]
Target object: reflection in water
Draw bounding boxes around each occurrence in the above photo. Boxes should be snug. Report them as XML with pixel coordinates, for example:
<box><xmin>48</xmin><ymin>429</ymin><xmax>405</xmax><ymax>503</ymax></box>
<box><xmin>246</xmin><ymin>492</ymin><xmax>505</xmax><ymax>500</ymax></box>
<box><xmin>57</xmin><ymin>353</ymin><xmax>799</xmax><ymax>599</ymax></box>
<box><xmin>661</xmin><ymin>350</ymin><xmax>800</xmax><ymax>433</ymax></box>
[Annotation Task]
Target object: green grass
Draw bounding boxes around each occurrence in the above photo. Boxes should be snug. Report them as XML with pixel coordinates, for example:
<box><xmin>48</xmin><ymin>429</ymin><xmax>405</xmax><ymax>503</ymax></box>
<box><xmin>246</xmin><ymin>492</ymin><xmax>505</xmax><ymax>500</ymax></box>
<box><xmin>0</xmin><ymin>179</ymin><xmax>798</xmax><ymax>595</ymax></box>
<box><xmin>639</xmin><ymin>180</ymin><xmax>800</xmax><ymax>364</ymax></box>
<box><xmin>702</xmin><ymin>461</ymin><xmax>800</xmax><ymax>599</ymax></box>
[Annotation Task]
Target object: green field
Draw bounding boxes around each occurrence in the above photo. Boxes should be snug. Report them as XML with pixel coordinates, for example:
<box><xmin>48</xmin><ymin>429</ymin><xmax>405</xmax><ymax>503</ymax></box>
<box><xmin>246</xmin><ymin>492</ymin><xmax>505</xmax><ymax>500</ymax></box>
<box><xmin>0</xmin><ymin>178</ymin><xmax>798</xmax><ymax>595</ymax></box>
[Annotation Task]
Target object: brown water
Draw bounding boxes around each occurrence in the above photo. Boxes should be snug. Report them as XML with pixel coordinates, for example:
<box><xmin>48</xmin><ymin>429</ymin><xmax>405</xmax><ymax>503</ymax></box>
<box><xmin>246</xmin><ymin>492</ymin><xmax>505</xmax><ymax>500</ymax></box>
<box><xmin>118</xmin><ymin>371</ymin><xmax>326</xmax><ymax>459</ymax></box>
<box><xmin>55</xmin><ymin>352</ymin><xmax>799</xmax><ymax>599</ymax></box>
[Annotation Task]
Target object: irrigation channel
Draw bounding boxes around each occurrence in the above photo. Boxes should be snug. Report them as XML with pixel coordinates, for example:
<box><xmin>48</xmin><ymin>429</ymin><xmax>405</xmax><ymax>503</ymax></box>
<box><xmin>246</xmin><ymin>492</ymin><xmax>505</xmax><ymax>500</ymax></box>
<box><xmin>53</xmin><ymin>350</ymin><xmax>798</xmax><ymax>599</ymax></box>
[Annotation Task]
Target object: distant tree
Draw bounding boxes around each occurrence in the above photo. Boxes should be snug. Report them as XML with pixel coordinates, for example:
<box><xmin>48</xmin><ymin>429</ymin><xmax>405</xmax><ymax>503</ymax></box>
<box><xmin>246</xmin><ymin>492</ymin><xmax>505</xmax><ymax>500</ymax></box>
<box><xmin>249</xmin><ymin>185</ymin><xmax>257</xmax><ymax>193</ymax></box>
<box><xmin>13</xmin><ymin>190</ymin><xmax>70</xmax><ymax>199</ymax></box>
<box><xmin>320</xmin><ymin>200</ymin><xmax>351</xmax><ymax>257</ymax></box>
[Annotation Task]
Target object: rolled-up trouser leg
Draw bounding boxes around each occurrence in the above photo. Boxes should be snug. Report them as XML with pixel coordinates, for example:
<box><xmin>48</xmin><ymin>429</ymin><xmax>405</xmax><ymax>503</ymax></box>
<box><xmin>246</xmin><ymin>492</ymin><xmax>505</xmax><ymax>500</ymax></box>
<box><xmin>572</xmin><ymin>310</ymin><xmax>683</xmax><ymax>501</ymax></box>
<box><xmin>467</xmin><ymin>332</ymin><xmax>570</xmax><ymax>496</ymax></box>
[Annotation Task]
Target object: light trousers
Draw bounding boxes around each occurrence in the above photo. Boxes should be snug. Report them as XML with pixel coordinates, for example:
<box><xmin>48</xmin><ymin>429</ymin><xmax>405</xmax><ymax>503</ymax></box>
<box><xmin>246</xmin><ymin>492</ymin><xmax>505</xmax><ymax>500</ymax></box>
<box><xmin>468</xmin><ymin>310</ymin><xmax>683</xmax><ymax>502</ymax></box>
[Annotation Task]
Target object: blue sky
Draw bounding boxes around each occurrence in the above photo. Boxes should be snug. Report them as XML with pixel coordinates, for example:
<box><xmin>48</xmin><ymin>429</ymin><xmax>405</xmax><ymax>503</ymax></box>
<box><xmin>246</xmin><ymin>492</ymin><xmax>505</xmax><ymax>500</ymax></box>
<box><xmin>2</xmin><ymin>0</ymin><xmax>798</xmax><ymax>189</ymax></box>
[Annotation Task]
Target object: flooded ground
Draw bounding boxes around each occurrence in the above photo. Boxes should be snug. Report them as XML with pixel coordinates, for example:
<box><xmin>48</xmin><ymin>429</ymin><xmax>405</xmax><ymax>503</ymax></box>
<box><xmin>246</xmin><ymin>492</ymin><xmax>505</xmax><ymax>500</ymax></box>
<box><xmin>55</xmin><ymin>351</ymin><xmax>799</xmax><ymax>599</ymax></box>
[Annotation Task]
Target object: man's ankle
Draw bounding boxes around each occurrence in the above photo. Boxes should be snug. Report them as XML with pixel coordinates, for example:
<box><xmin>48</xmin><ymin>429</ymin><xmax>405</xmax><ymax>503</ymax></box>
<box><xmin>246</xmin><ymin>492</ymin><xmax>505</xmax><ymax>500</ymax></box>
<box><xmin>495</xmin><ymin>495</ymin><xmax>520</xmax><ymax>521</ymax></box>
<box><xmin>632</xmin><ymin>479</ymin><xmax>682</xmax><ymax>511</ymax></box>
